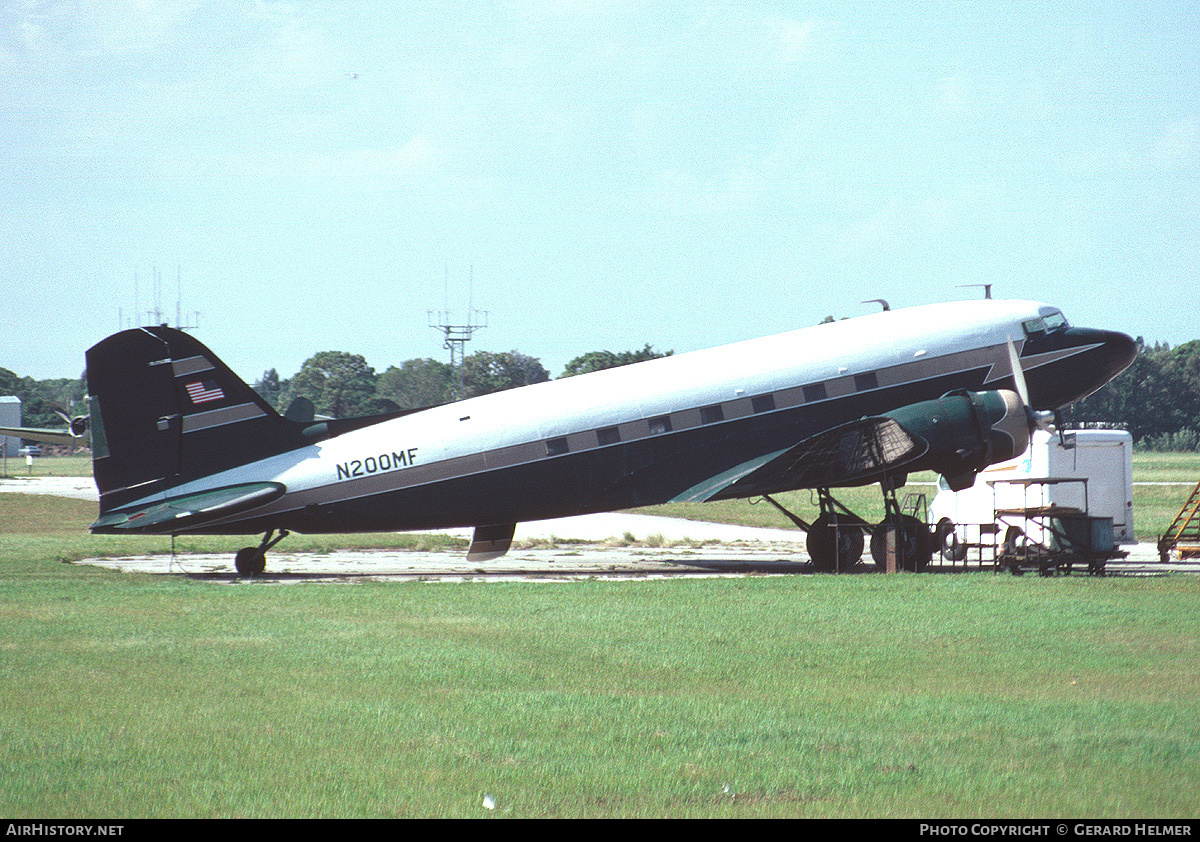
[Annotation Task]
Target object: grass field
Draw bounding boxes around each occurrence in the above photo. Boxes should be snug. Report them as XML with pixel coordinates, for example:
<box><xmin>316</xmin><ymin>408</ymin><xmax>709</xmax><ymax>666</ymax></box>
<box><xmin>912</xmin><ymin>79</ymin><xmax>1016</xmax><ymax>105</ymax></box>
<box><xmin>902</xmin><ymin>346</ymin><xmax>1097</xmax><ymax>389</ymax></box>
<box><xmin>2</xmin><ymin>460</ymin><xmax>1200</xmax><ymax>818</ymax></box>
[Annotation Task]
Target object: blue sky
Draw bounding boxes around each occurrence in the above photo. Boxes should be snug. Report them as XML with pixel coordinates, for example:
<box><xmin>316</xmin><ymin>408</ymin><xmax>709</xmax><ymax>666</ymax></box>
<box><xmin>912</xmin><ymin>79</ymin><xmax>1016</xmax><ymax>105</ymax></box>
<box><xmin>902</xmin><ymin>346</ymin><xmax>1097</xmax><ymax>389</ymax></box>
<box><xmin>2</xmin><ymin>1</ymin><xmax>1197</xmax><ymax>384</ymax></box>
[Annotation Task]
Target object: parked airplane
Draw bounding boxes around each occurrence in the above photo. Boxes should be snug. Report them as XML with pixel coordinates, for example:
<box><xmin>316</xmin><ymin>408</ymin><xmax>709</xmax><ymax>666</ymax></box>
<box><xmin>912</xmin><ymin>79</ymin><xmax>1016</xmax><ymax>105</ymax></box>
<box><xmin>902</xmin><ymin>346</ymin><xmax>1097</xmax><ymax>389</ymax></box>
<box><xmin>0</xmin><ymin>408</ymin><xmax>91</xmax><ymax>449</ymax></box>
<box><xmin>84</xmin><ymin>299</ymin><xmax>1136</xmax><ymax>575</ymax></box>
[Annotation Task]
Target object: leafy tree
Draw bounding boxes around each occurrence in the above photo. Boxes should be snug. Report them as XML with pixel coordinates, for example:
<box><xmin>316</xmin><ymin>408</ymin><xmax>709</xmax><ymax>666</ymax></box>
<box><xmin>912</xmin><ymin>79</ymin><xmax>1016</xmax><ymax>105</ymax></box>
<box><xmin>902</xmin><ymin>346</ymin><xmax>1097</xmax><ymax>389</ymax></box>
<box><xmin>1065</xmin><ymin>339</ymin><xmax>1200</xmax><ymax>449</ymax></box>
<box><xmin>0</xmin><ymin>367</ymin><xmax>20</xmax><ymax>397</ymax></box>
<box><xmin>253</xmin><ymin>368</ymin><xmax>284</xmax><ymax>408</ymax></box>
<box><xmin>459</xmin><ymin>351</ymin><xmax>549</xmax><ymax>398</ymax></box>
<box><xmin>559</xmin><ymin>344</ymin><xmax>673</xmax><ymax>378</ymax></box>
<box><xmin>276</xmin><ymin>351</ymin><xmax>378</xmax><ymax>418</ymax></box>
<box><xmin>377</xmin><ymin>358</ymin><xmax>453</xmax><ymax>409</ymax></box>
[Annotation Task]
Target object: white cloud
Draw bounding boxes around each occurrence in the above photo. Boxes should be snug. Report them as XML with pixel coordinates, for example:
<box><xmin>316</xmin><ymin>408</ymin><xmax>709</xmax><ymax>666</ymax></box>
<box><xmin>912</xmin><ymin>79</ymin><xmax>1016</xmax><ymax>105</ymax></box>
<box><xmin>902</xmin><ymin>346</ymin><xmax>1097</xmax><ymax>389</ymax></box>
<box><xmin>309</xmin><ymin>134</ymin><xmax>437</xmax><ymax>177</ymax></box>
<box><xmin>75</xmin><ymin>0</ymin><xmax>202</xmax><ymax>55</ymax></box>
<box><xmin>774</xmin><ymin>18</ymin><xmax>816</xmax><ymax>63</ymax></box>
<box><xmin>1149</xmin><ymin>118</ymin><xmax>1199</xmax><ymax>172</ymax></box>
<box><xmin>936</xmin><ymin>75</ymin><xmax>972</xmax><ymax>109</ymax></box>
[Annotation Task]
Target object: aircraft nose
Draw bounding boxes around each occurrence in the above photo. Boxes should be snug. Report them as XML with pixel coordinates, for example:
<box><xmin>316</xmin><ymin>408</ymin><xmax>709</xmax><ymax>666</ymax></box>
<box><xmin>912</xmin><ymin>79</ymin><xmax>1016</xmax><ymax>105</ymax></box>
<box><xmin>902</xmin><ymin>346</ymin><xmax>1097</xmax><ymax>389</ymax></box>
<box><xmin>1027</xmin><ymin>327</ymin><xmax>1138</xmax><ymax>410</ymax></box>
<box><xmin>1094</xmin><ymin>329</ymin><xmax>1138</xmax><ymax>384</ymax></box>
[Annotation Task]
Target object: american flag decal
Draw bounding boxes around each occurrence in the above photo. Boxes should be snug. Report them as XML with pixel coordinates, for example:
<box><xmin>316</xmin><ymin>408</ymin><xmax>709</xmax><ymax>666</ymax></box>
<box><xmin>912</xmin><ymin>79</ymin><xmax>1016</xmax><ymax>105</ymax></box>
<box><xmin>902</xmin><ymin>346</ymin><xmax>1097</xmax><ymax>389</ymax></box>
<box><xmin>185</xmin><ymin>380</ymin><xmax>225</xmax><ymax>404</ymax></box>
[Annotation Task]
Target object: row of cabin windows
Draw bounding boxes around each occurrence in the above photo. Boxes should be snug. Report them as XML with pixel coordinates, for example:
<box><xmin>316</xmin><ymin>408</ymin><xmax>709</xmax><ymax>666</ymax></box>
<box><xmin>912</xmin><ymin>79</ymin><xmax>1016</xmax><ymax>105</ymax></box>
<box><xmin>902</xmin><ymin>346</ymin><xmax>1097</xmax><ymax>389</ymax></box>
<box><xmin>543</xmin><ymin>374</ymin><xmax>881</xmax><ymax>457</ymax></box>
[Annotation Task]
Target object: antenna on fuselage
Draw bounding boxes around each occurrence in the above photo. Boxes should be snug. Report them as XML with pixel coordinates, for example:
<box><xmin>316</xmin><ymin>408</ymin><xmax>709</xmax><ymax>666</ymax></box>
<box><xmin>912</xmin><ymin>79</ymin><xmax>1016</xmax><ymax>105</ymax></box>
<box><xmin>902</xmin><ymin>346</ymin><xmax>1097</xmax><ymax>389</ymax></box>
<box><xmin>428</xmin><ymin>264</ymin><xmax>488</xmax><ymax>401</ymax></box>
<box><xmin>959</xmin><ymin>284</ymin><xmax>993</xmax><ymax>299</ymax></box>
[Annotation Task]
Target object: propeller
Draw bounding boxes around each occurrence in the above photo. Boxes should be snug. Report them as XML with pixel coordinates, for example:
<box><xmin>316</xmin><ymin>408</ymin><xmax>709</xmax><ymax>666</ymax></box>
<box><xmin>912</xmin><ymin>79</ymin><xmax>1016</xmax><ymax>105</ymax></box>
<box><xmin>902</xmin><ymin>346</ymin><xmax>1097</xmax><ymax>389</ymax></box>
<box><xmin>51</xmin><ymin>405</ymin><xmax>90</xmax><ymax>439</ymax></box>
<box><xmin>1006</xmin><ymin>336</ymin><xmax>1057</xmax><ymax>435</ymax></box>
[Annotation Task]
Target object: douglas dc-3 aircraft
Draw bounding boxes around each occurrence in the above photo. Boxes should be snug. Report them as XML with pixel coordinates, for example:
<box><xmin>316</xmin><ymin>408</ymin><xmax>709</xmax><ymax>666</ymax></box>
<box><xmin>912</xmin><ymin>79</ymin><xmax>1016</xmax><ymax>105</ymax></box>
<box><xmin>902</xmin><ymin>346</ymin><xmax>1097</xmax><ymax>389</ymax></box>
<box><xmin>84</xmin><ymin>299</ymin><xmax>1136</xmax><ymax>576</ymax></box>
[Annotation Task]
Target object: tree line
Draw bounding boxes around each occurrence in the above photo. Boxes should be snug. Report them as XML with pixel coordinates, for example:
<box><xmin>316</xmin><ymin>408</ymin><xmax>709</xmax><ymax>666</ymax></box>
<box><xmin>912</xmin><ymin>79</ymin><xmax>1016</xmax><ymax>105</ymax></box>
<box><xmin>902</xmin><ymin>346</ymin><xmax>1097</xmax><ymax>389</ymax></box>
<box><xmin>0</xmin><ymin>369</ymin><xmax>86</xmax><ymax>432</ymax></box>
<box><xmin>1064</xmin><ymin>338</ymin><xmax>1200</xmax><ymax>451</ymax></box>
<box><xmin>251</xmin><ymin>344</ymin><xmax>673</xmax><ymax>418</ymax></box>
<box><xmin>2</xmin><ymin>338</ymin><xmax>1198</xmax><ymax>451</ymax></box>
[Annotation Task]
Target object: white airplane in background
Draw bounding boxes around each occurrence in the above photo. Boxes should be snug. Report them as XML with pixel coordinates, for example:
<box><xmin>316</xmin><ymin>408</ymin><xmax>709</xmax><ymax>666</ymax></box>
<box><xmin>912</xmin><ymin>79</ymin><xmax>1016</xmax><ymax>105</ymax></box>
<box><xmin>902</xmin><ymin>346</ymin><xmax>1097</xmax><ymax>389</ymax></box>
<box><xmin>84</xmin><ymin>298</ymin><xmax>1136</xmax><ymax>576</ymax></box>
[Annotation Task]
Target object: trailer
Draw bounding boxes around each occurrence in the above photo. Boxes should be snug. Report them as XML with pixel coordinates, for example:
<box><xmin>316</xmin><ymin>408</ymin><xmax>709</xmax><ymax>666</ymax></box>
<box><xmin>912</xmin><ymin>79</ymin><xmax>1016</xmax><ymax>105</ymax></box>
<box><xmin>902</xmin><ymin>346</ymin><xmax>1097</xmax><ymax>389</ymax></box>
<box><xmin>929</xmin><ymin>429</ymin><xmax>1134</xmax><ymax>572</ymax></box>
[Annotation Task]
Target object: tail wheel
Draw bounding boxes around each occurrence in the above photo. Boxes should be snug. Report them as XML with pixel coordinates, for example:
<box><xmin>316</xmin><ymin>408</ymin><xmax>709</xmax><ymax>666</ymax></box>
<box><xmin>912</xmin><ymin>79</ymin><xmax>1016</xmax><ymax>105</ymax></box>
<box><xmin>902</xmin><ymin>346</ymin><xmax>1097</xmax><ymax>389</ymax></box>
<box><xmin>806</xmin><ymin>513</ymin><xmax>866</xmax><ymax>573</ymax></box>
<box><xmin>870</xmin><ymin>515</ymin><xmax>932</xmax><ymax>571</ymax></box>
<box><xmin>235</xmin><ymin>547</ymin><xmax>266</xmax><ymax>577</ymax></box>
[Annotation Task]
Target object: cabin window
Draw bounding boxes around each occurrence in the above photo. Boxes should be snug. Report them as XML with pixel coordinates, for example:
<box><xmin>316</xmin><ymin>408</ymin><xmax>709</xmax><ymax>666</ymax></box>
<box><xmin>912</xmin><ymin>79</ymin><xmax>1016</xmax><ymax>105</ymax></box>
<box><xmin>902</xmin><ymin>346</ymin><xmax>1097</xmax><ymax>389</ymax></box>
<box><xmin>751</xmin><ymin>394</ymin><xmax>775</xmax><ymax>414</ymax></box>
<box><xmin>545</xmin><ymin>437</ymin><xmax>569</xmax><ymax>457</ymax></box>
<box><xmin>649</xmin><ymin>415</ymin><xmax>672</xmax><ymax>435</ymax></box>
<box><xmin>597</xmin><ymin>426</ymin><xmax>621</xmax><ymax>446</ymax></box>
<box><xmin>854</xmin><ymin>372</ymin><xmax>878</xmax><ymax>392</ymax></box>
<box><xmin>803</xmin><ymin>384</ymin><xmax>826</xmax><ymax>403</ymax></box>
<box><xmin>700</xmin><ymin>404</ymin><xmax>724</xmax><ymax>424</ymax></box>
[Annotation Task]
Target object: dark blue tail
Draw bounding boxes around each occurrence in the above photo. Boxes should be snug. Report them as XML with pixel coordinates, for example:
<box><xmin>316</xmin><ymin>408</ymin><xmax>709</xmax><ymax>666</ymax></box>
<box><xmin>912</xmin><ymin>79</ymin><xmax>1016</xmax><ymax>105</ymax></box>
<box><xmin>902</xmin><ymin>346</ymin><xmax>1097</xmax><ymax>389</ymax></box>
<box><xmin>86</xmin><ymin>327</ymin><xmax>298</xmax><ymax>513</ymax></box>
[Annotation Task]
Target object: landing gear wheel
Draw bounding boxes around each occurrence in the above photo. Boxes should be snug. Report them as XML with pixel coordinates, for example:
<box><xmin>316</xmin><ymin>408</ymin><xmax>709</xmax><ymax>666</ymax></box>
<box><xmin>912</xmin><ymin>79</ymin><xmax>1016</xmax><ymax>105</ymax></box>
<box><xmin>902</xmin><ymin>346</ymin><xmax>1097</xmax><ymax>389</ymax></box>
<box><xmin>235</xmin><ymin>547</ymin><xmax>266</xmax><ymax>577</ymax></box>
<box><xmin>806</xmin><ymin>513</ymin><xmax>866</xmax><ymax>573</ymax></box>
<box><xmin>935</xmin><ymin>517</ymin><xmax>967</xmax><ymax>562</ymax></box>
<box><xmin>870</xmin><ymin>515</ymin><xmax>932</xmax><ymax>571</ymax></box>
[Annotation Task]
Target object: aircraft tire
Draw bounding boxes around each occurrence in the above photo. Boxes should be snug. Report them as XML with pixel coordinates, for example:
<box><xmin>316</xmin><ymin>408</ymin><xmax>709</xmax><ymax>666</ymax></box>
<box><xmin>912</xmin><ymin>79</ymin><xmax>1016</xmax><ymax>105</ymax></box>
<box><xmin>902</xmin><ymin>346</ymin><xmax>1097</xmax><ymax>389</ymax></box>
<box><xmin>806</xmin><ymin>514</ymin><xmax>865</xmax><ymax>573</ymax></box>
<box><xmin>235</xmin><ymin>547</ymin><xmax>266</xmax><ymax>577</ymax></box>
<box><xmin>870</xmin><ymin>515</ymin><xmax>932</xmax><ymax>571</ymax></box>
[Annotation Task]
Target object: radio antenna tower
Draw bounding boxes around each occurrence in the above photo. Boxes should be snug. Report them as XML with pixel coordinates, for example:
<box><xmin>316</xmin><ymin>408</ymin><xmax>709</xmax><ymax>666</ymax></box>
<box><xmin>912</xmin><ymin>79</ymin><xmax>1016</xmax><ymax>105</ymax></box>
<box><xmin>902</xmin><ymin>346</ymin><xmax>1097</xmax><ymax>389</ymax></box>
<box><xmin>428</xmin><ymin>265</ymin><xmax>488</xmax><ymax>400</ymax></box>
<box><xmin>119</xmin><ymin>265</ymin><xmax>200</xmax><ymax>331</ymax></box>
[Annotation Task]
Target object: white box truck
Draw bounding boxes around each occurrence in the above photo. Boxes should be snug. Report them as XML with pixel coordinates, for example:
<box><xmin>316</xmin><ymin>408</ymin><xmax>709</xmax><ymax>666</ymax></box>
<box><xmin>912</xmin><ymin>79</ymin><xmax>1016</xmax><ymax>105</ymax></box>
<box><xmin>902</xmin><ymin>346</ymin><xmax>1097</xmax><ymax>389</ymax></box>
<box><xmin>930</xmin><ymin>429</ymin><xmax>1134</xmax><ymax>559</ymax></box>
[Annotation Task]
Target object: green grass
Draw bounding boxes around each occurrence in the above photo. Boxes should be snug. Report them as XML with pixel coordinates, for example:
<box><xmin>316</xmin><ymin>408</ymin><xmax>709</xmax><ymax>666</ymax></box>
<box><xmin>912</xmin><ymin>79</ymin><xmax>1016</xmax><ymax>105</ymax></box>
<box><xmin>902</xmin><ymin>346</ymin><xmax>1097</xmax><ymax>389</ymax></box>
<box><xmin>0</xmin><ymin>454</ymin><xmax>93</xmax><ymax>478</ymax></box>
<box><xmin>2</xmin><ymin>492</ymin><xmax>1200</xmax><ymax>817</ymax></box>
<box><xmin>0</xmin><ymin>494</ymin><xmax>465</xmax><ymax>560</ymax></box>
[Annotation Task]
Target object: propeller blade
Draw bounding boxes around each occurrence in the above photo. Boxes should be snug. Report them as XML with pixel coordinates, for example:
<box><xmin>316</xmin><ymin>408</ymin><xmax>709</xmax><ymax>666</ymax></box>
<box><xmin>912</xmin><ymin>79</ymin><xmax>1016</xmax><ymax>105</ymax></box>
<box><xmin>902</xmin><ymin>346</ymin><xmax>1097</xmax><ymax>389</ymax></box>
<box><xmin>1006</xmin><ymin>336</ymin><xmax>1030</xmax><ymax>408</ymax></box>
<box><xmin>1007</xmin><ymin>335</ymin><xmax>1056</xmax><ymax>434</ymax></box>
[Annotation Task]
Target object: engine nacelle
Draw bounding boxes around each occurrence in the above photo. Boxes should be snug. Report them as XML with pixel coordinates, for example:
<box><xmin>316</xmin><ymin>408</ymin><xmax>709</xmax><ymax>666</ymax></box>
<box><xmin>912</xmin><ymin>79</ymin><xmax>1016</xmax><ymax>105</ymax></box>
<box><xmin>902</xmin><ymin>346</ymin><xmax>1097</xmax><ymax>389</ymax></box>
<box><xmin>884</xmin><ymin>389</ymin><xmax>1030</xmax><ymax>491</ymax></box>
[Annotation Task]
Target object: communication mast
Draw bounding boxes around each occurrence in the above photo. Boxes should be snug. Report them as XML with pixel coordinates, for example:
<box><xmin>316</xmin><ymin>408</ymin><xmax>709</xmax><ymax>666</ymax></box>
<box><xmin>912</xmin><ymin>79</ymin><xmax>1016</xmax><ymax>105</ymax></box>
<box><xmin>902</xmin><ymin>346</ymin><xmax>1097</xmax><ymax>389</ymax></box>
<box><xmin>428</xmin><ymin>265</ymin><xmax>488</xmax><ymax>400</ymax></box>
<box><xmin>119</xmin><ymin>265</ymin><xmax>200</xmax><ymax>331</ymax></box>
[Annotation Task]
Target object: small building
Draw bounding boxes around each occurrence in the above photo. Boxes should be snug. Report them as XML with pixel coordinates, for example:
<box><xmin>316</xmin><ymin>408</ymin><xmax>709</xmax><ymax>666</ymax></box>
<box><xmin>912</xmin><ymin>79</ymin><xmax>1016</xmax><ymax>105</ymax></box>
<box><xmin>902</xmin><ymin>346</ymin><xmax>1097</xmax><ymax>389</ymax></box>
<box><xmin>0</xmin><ymin>396</ymin><xmax>20</xmax><ymax>457</ymax></box>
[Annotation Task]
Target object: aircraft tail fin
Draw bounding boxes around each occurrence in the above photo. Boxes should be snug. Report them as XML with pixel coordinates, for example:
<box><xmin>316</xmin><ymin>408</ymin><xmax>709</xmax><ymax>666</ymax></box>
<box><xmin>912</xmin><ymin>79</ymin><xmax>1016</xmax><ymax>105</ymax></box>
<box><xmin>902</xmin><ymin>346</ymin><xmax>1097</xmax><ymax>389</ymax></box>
<box><xmin>86</xmin><ymin>326</ymin><xmax>302</xmax><ymax>513</ymax></box>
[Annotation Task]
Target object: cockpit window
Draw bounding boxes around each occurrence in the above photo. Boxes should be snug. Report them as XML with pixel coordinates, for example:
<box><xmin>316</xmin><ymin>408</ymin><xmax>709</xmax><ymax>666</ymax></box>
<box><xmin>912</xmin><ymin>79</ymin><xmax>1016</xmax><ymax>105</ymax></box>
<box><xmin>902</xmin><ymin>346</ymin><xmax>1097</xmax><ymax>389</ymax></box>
<box><xmin>1042</xmin><ymin>311</ymin><xmax>1068</xmax><ymax>332</ymax></box>
<box><xmin>1022</xmin><ymin>318</ymin><xmax>1046</xmax><ymax>337</ymax></box>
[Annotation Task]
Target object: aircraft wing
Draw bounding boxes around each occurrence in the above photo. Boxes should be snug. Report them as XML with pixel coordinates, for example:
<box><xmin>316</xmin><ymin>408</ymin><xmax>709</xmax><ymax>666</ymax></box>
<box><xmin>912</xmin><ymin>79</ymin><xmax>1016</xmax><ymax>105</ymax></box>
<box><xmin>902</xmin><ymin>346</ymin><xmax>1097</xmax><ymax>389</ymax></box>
<box><xmin>0</xmin><ymin>426</ymin><xmax>80</xmax><ymax>447</ymax></box>
<box><xmin>676</xmin><ymin>416</ymin><xmax>929</xmax><ymax>503</ymax></box>
<box><xmin>90</xmin><ymin>482</ymin><xmax>285</xmax><ymax>534</ymax></box>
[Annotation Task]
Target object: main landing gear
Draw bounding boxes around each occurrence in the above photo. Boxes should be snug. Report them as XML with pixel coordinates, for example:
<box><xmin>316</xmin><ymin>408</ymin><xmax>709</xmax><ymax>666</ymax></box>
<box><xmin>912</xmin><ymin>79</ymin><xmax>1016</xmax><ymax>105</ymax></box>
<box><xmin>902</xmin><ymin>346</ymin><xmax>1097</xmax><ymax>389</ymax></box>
<box><xmin>762</xmin><ymin>480</ymin><xmax>933</xmax><ymax>573</ymax></box>
<box><xmin>234</xmin><ymin>528</ymin><xmax>290</xmax><ymax>577</ymax></box>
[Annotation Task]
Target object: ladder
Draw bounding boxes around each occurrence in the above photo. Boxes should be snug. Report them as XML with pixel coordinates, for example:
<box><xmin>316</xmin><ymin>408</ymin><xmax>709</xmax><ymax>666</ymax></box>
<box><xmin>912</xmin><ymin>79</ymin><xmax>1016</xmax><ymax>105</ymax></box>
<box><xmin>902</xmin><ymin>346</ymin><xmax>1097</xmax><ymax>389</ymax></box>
<box><xmin>1158</xmin><ymin>478</ymin><xmax>1200</xmax><ymax>561</ymax></box>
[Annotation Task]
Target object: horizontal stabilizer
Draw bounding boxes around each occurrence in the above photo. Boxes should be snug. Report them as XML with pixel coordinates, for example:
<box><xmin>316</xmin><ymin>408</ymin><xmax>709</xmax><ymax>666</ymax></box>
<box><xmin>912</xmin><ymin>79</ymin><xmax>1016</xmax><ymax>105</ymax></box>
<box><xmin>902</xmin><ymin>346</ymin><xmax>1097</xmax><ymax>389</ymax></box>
<box><xmin>467</xmin><ymin>523</ymin><xmax>516</xmax><ymax>561</ymax></box>
<box><xmin>713</xmin><ymin>416</ymin><xmax>928</xmax><ymax>499</ymax></box>
<box><xmin>90</xmin><ymin>482</ymin><xmax>285</xmax><ymax>534</ymax></box>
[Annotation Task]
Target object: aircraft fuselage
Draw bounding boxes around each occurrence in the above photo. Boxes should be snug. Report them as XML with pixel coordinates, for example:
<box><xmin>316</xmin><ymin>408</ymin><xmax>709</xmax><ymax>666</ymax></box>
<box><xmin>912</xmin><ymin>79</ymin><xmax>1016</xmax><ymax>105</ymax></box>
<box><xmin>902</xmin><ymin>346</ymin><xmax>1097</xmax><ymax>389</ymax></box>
<box><xmin>89</xmin><ymin>299</ymin><xmax>1133</xmax><ymax>539</ymax></box>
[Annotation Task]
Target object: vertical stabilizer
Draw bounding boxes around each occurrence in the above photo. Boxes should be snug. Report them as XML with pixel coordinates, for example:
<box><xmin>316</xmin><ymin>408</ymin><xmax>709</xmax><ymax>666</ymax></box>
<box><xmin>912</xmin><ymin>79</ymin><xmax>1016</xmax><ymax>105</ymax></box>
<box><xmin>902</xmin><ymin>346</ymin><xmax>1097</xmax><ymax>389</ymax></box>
<box><xmin>87</xmin><ymin>326</ymin><xmax>299</xmax><ymax>512</ymax></box>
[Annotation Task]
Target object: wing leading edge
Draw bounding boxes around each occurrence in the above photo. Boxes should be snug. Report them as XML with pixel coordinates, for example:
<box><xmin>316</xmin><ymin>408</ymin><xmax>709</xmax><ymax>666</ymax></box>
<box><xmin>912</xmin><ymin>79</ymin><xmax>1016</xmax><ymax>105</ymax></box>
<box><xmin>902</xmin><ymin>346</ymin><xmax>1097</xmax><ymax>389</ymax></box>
<box><xmin>682</xmin><ymin>388</ymin><xmax>1031</xmax><ymax>503</ymax></box>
